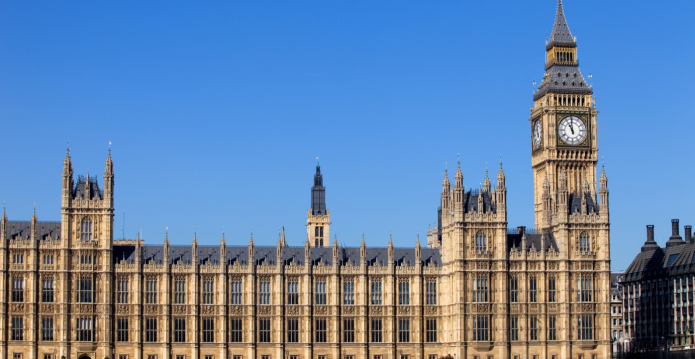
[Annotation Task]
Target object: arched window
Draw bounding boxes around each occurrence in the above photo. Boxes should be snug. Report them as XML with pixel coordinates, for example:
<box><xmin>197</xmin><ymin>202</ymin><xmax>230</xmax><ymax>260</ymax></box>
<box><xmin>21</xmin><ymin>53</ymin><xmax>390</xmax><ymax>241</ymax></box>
<box><xmin>475</xmin><ymin>231</ymin><xmax>487</xmax><ymax>252</ymax></box>
<box><xmin>81</xmin><ymin>219</ymin><xmax>92</xmax><ymax>241</ymax></box>
<box><xmin>579</xmin><ymin>232</ymin><xmax>591</xmax><ymax>252</ymax></box>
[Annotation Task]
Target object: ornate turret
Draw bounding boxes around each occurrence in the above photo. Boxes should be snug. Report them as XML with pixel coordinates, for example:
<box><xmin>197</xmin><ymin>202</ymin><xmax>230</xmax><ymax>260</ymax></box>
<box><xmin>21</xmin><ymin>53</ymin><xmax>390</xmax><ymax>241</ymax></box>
<box><xmin>31</xmin><ymin>205</ymin><xmax>37</xmax><ymax>241</ymax></box>
<box><xmin>62</xmin><ymin>147</ymin><xmax>74</xmax><ymax>207</ymax></box>
<box><xmin>248</xmin><ymin>231</ymin><xmax>255</xmax><ymax>266</ymax></box>
<box><xmin>483</xmin><ymin>168</ymin><xmax>491</xmax><ymax>193</ymax></box>
<box><xmin>599</xmin><ymin>164</ymin><xmax>609</xmax><ymax>214</ymax></box>
<box><xmin>387</xmin><ymin>233</ymin><xmax>394</xmax><ymax>267</ymax></box>
<box><xmin>496</xmin><ymin>160</ymin><xmax>506</xmax><ymax>207</ymax></box>
<box><xmin>360</xmin><ymin>233</ymin><xmax>367</xmax><ymax>267</ymax></box>
<box><xmin>415</xmin><ymin>234</ymin><xmax>421</xmax><ymax>267</ymax></box>
<box><xmin>104</xmin><ymin>146</ymin><xmax>114</xmax><ymax>206</ymax></box>
<box><xmin>332</xmin><ymin>234</ymin><xmax>339</xmax><ymax>268</ymax></box>
<box><xmin>307</xmin><ymin>163</ymin><xmax>330</xmax><ymax>247</ymax></box>
<box><xmin>1</xmin><ymin>204</ymin><xmax>7</xmax><ymax>243</ymax></box>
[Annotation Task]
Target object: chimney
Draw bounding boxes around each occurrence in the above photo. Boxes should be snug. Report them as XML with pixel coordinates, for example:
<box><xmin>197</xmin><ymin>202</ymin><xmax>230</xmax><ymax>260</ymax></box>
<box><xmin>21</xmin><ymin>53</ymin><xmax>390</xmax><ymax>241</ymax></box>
<box><xmin>666</xmin><ymin>219</ymin><xmax>685</xmax><ymax>247</ymax></box>
<box><xmin>687</xmin><ymin>225</ymin><xmax>693</xmax><ymax>243</ymax></box>
<box><xmin>641</xmin><ymin>225</ymin><xmax>659</xmax><ymax>252</ymax></box>
<box><xmin>517</xmin><ymin>226</ymin><xmax>526</xmax><ymax>235</ymax></box>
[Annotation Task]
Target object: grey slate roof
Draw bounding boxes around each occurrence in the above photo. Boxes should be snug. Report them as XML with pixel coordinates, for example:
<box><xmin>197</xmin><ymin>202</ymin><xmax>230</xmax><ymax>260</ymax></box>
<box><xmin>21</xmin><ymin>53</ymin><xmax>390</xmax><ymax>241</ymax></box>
<box><xmin>5</xmin><ymin>221</ymin><xmax>61</xmax><ymax>241</ymax></box>
<box><xmin>464</xmin><ymin>191</ymin><xmax>496</xmax><ymax>214</ymax></box>
<box><xmin>549</xmin><ymin>0</ymin><xmax>575</xmax><ymax>47</ymax></box>
<box><xmin>143</xmin><ymin>245</ymin><xmax>164</xmax><ymax>264</ymax></box>
<box><xmin>569</xmin><ymin>192</ymin><xmax>598</xmax><ymax>214</ymax></box>
<box><xmin>227</xmin><ymin>246</ymin><xmax>249</xmax><ymax>266</ymax></box>
<box><xmin>171</xmin><ymin>245</ymin><xmax>193</xmax><ymax>265</ymax></box>
<box><xmin>114</xmin><ymin>245</ymin><xmax>136</xmax><ymax>264</ymax></box>
<box><xmin>534</xmin><ymin>66</ymin><xmax>592</xmax><ymax>100</ymax></box>
<box><xmin>73</xmin><ymin>176</ymin><xmax>103</xmax><ymax>200</ymax></box>
<box><xmin>623</xmin><ymin>242</ymin><xmax>695</xmax><ymax>282</ymax></box>
<box><xmin>507</xmin><ymin>233</ymin><xmax>559</xmax><ymax>252</ymax></box>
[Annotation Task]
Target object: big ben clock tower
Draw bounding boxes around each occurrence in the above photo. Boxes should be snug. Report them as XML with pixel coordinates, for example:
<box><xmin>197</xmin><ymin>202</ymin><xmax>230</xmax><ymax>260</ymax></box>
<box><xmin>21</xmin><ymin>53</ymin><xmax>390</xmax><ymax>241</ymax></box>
<box><xmin>530</xmin><ymin>0</ymin><xmax>598</xmax><ymax>226</ymax></box>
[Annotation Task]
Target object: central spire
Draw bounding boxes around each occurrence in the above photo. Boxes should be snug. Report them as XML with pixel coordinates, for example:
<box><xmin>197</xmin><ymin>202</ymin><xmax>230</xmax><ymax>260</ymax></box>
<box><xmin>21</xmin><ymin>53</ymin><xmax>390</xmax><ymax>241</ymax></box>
<box><xmin>311</xmin><ymin>164</ymin><xmax>326</xmax><ymax>215</ymax></box>
<box><xmin>550</xmin><ymin>0</ymin><xmax>575</xmax><ymax>45</ymax></box>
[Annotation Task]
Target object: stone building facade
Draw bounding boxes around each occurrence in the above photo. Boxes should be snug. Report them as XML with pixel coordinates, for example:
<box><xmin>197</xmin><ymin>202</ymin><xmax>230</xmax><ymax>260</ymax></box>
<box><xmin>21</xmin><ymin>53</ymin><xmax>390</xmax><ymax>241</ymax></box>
<box><xmin>0</xmin><ymin>2</ymin><xmax>611</xmax><ymax>359</ymax></box>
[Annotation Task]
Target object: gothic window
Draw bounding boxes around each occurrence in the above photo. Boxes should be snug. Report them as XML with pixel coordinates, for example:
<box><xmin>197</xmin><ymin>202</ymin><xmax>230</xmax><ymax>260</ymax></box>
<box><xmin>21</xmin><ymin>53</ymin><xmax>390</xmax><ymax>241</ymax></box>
<box><xmin>146</xmin><ymin>278</ymin><xmax>157</xmax><ymax>304</ymax></box>
<box><xmin>43</xmin><ymin>255</ymin><xmax>54</xmax><ymax>265</ymax></box>
<box><xmin>578</xmin><ymin>315</ymin><xmax>593</xmax><ymax>340</ymax></box>
<box><xmin>174</xmin><ymin>318</ymin><xmax>186</xmax><ymax>342</ymax></box>
<box><xmin>316</xmin><ymin>280</ymin><xmax>327</xmax><ymax>305</ymax></box>
<box><xmin>426</xmin><ymin>280</ymin><xmax>437</xmax><ymax>305</ymax></box>
<box><xmin>426</xmin><ymin>319</ymin><xmax>437</xmax><ymax>342</ymax></box>
<box><xmin>117</xmin><ymin>318</ymin><xmax>128</xmax><ymax>342</ymax></box>
<box><xmin>399</xmin><ymin>279</ymin><xmax>410</xmax><ymax>305</ymax></box>
<box><xmin>288</xmin><ymin>280</ymin><xmax>299</xmax><ymax>305</ymax></box>
<box><xmin>42</xmin><ymin>278</ymin><xmax>54</xmax><ymax>303</ymax></box>
<box><xmin>76</xmin><ymin>317</ymin><xmax>93</xmax><ymax>341</ymax></box>
<box><xmin>41</xmin><ymin>317</ymin><xmax>54</xmax><ymax>341</ymax></box>
<box><xmin>548</xmin><ymin>276</ymin><xmax>556</xmax><ymax>302</ymax></box>
<box><xmin>259</xmin><ymin>319</ymin><xmax>271</xmax><ymax>342</ymax></box>
<box><xmin>315</xmin><ymin>319</ymin><xmax>327</xmax><ymax>342</ymax></box>
<box><xmin>510</xmin><ymin>277</ymin><xmax>518</xmax><ymax>303</ymax></box>
<box><xmin>371</xmin><ymin>319</ymin><xmax>383</xmax><ymax>342</ymax></box>
<box><xmin>13</xmin><ymin>254</ymin><xmax>24</xmax><ymax>264</ymax></box>
<box><xmin>230</xmin><ymin>279</ymin><xmax>242</xmax><ymax>304</ymax></box>
<box><xmin>577</xmin><ymin>275</ymin><xmax>593</xmax><ymax>302</ymax></box>
<box><xmin>11</xmin><ymin>316</ymin><xmax>24</xmax><ymax>340</ymax></box>
<box><xmin>530</xmin><ymin>316</ymin><xmax>538</xmax><ymax>341</ymax></box>
<box><xmin>260</xmin><ymin>279</ymin><xmax>271</xmax><ymax>305</ymax></box>
<box><xmin>202</xmin><ymin>279</ymin><xmax>214</xmax><ymax>305</ymax></box>
<box><xmin>510</xmin><ymin>316</ymin><xmax>519</xmax><ymax>341</ymax></box>
<box><xmin>473</xmin><ymin>275</ymin><xmax>488</xmax><ymax>303</ymax></box>
<box><xmin>475</xmin><ymin>231</ymin><xmax>487</xmax><ymax>252</ymax></box>
<box><xmin>473</xmin><ymin>316</ymin><xmax>490</xmax><ymax>341</ymax></box>
<box><xmin>174</xmin><ymin>279</ymin><xmax>186</xmax><ymax>304</ymax></box>
<box><xmin>288</xmin><ymin>319</ymin><xmax>299</xmax><ymax>343</ymax></box>
<box><xmin>81</xmin><ymin>219</ymin><xmax>93</xmax><ymax>241</ymax></box>
<box><xmin>145</xmin><ymin>318</ymin><xmax>157</xmax><ymax>342</ymax></box>
<box><xmin>529</xmin><ymin>276</ymin><xmax>538</xmax><ymax>303</ymax></box>
<box><xmin>371</xmin><ymin>280</ymin><xmax>382</xmax><ymax>305</ymax></box>
<box><xmin>78</xmin><ymin>277</ymin><xmax>92</xmax><ymax>303</ymax></box>
<box><xmin>202</xmin><ymin>319</ymin><xmax>214</xmax><ymax>342</ymax></box>
<box><xmin>230</xmin><ymin>319</ymin><xmax>242</xmax><ymax>342</ymax></box>
<box><xmin>399</xmin><ymin>319</ymin><xmax>410</xmax><ymax>342</ymax></box>
<box><xmin>117</xmin><ymin>278</ymin><xmax>128</xmax><ymax>304</ymax></box>
<box><xmin>580</xmin><ymin>232</ymin><xmax>591</xmax><ymax>252</ymax></box>
<box><xmin>343</xmin><ymin>280</ymin><xmax>354</xmax><ymax>305</ymax></box>
<box><xmin>344</xmin><ymin>319</ymin><xmax>355</xmax><ymax>343</ymax></box>
<box><xmin>12</xmin><ymin>277</ymin><xmax>24</xmax><ymax>302</ymax></box>
<box><xmin>80</xmin><ymin>255</ymin><xmax>92</xmax><ymax>264</ymax></box>
<box><xmin>548</xmin><ymin>315</ymin><xmax>557</xmax><ymax>340</ymax></box>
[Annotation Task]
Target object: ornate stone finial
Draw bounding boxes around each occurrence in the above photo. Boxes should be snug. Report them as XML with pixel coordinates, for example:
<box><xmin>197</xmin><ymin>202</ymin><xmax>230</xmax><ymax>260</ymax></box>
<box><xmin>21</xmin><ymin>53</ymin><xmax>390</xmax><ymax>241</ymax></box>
<box><xmin>2</xmin><ymin>201</ymin><xmax>6</xmax><ymax>220</ymax></box>
<box><xmin>388</xmin><ymin>229</ymin><xmax>394</xmax><ymax>248</ymax></box>
<box><xmin>333</xmin><ymin>233</ymin><xmax>338</xmax><ymax>247</ymax></box>
<box><xmin>67</xmin><ymin>140</ymin><xmax>70</xmax><ymax>156</ymax></box>
<box><xmin>360</xmin><ymin>231</ymin><xmax>366</xmax><ymax>247</ymax></box>
<box><xmin>165</xmin><ymin>226</ymin><xmax>169</xmax><ymax>243</ymax></box>
<box><xmin>249</xmin><ymin>229</ymin><xmax>254</xmax><ymax>246</ymax></box>
<box><xmin>415</xmin><ymin>232</ymin><xmax>421</xmax><ymax>248</ymax></box>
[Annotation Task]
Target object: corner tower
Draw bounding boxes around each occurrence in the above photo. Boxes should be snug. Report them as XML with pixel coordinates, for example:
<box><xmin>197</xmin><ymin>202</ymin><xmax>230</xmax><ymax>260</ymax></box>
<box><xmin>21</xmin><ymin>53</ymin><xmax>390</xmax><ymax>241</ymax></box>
<box><xmin>307</xmin><ymin>163</ymin><xmax>330</xmax><ymax>247</ymax></box>
<box><xmin>530</xmin><ymin>0</ymin><xmax>597</xmax><ymax>227</ymax></box>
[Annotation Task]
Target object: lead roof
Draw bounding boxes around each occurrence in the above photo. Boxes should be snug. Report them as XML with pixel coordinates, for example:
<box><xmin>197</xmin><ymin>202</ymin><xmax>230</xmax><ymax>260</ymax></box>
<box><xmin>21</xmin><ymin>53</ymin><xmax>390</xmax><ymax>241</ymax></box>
<box><xmin>623</xmin><ymin>242</ymin><xmax>695</xmax><ymax>282</ymax></box>
<box><xmin>4</xmin><ymin>221</ymin><xmax>61</xmax><ymax>241</ymax></box>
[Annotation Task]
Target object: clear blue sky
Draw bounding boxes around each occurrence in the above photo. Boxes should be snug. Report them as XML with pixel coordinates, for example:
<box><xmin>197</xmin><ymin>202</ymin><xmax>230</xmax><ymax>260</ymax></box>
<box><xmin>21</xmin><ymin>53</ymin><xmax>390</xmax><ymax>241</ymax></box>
<box><xmin>1</xmin><ymin>1</ymin><xmax>693</xmax><ymax>271</ymax></box>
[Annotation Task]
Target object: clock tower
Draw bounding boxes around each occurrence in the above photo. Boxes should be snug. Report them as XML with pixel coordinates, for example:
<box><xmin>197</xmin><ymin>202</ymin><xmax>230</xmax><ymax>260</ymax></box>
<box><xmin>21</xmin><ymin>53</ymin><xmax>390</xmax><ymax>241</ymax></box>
<box><xmin>530</xmin><ymin>0</ymin><xmax>598</xmax><ymax>227</ymax></box>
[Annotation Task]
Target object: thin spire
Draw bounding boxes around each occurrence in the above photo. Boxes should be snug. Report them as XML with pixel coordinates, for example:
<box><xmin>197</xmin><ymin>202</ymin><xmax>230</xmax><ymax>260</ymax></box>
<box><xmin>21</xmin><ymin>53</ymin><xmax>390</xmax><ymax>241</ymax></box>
<box><xmin>249</xmin><ymin>229</ymin><xmax>254</xmax><ymax>246</ymax></box>
<box><xmin>550</xmin><ymin>0</ymin><xmax>574</xmax><ymax>43</ymax></box>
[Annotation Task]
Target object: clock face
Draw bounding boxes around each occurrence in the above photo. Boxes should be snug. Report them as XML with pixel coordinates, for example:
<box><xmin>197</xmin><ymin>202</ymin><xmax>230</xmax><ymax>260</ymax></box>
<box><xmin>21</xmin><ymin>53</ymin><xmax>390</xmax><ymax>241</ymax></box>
<box><xmin>558</xmin><ymin>116</ymin><xmax>587</xmax><ymax>145</ymax></box>
<box><xmin>533</xmin><ymin>120</ymin><xmax>542</xmax><ymax>149</ymax></box>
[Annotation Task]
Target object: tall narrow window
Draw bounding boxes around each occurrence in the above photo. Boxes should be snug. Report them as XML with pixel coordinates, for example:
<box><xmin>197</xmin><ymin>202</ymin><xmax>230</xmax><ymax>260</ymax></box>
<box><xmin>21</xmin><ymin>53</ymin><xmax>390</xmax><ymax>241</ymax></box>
<box><xmin>81</xmin><ymin>219</ymin><xmax>93</xmax><ymax>241</ymax></box>
<box><xmin>43</xmin><ymin>255</ymin><xmax>54</xmax><ymax>265</ymax></box>
<box><xmin>577</xmin><ymin>275</ymin><xmax>593</xmax><ymax>302</ymax></box>
<box><xmin>316</xmin><ymin>280</ymin><xmax>327</xmax><ymax>305</ymax></box>
<box><xmin>475</xmin><ymin>231</ymin><xmax>487</xmax><ymax>251</ymax></box>
<box><xmin>426</xmin><ymin>319</ymin><xmax>437</xmax><ymax>342</ymax></box>
<box><xmin>548</xmin><ymin>316</ymin><xmax>557</xmax><ymax>341</ymax></box>
<box><xmin>145</xmin><ymin>318</ymin><xmax>157</xmax><ymax>342</ymax></box>
<box><xmin>510</xmin><ymin>316</ymin><xmax>519</xmax><ymax>341</ymax></box>
<box><xmin>174</xmin><ymin>318</ymin><xmax>186</xmax><ymax>342</ymax></box>
<box><xmin>259</xmin><ymin>319</ymin><xmax>271</xmax><ymax>342</ymax></box>
<box><xmin>344</xmin><ymin>319</ymin><xmax>355</xmax><ymax>342</ymax></box>
<box><xmin>399</xmin><ymin>280</ymin><xmax>410</xmax><ymax>305</ymax></box>
<box><xmin>231</xmin><ymin>279</ymin><xmax>243</xmax><ymax>305</ymax></box>
<box><xmin>580</xmin><ymin>232</ymin><xmax>590</xmax><ymax>252</ymax></box>
<box><xmin>203</xmin><ymin>279</ymin><xmax>214</xmax><ymax>304</ymax></box>
<box><xmin>117</xmin><ymin>278</ymin><xmax>129</xmax><ymax>304</ymax></box>
<box><xmin>316</xmin><ymin>319</ymin><xmax>327</xmax><ymax>342</ymax></box>
<box><xmin>117</xmin><ymin>318</ymin><xmax>129</xmax><ymax>342</ymax></box>
<box><xmin>230</xmin><ymin>319</ymin><xmax>242</xmax><ymax>342</ymax></box>
<box><xmin>288</xmin><ymin>319</ymin><xmax>299</xmax><ymax>343</ymax></box>
<box><xmin>473</xmin><ymin>316</ymin><xmax>489</xmax><ymax>341</ymax></box>
<box><xmin>202</xmin><ymin>319</ymin><xmax>214</xmax><ymax>342</ymax></box>
<box><xmin>548</xmin><ymin>276</ymin><xmax>556</xmax><ymax>303</ymax></box>
<box><xmin>529</xmin><ymin>276</ymin><xmax>537</xmax><ymax>303</ymax></box>
<box><xmin>260</xmin><ymin>279</ymin><xmax>271</xmax><ymax>305</ymax></box>
<box><xmin>371</xmin><ymin>319</ymin><xmax>383</xmax><ymax>343</ymax></box>
<box><xmin>78</xmin><ymin>277</ymin><xmax>92</xmax><ymax>303</ymax></box>
<box><xmin>344</xmin><ymin>280</ymin><xmax>355</xmax><ymax>305</ymax></box>
<box><xmin>510</xmin><ymin>277</ymin><xmax>518</xmax><ymax>303</ymax></box>
<box><xmin>11</xmin><ymin>316</ymin><xmax>24</xmax><ymax>340</ymax></box>
<box><xmin>12</xmin><ymin>277</ymin><xmax>24</xmax><ymax>302</ymax></box>
<box><xmin>174</xmin><ymin>279</ymin><xmax>186</xmax><ymax>304</ymax></box>
<box><xmin>473</xmin><ymin>275</ymin><xmax>488</xmax><ymax>303</ymax></box>
<box><xmin>399</xmin><ymin>319</ymin><xmax>410</xmax><ymax>342</ymax></box>
<box><xmin>76</xmin><ymin>317</ymin><xmax>93</xmax><ymax>341</ymax></box>
<box><xmin>530</xmin><ymin>316</ymin><xmax>538</xmax><ymax>341</ymax></box>
<box><xmin>41</xmin><ymin>317</ymin><xmax>54</xmax><ymax>341</ymax></box>
<box><xmin>371</xmin><ymin>280</ymin><xmax>382</xmax><ymax>305</ymax></box>
<box><xmin>42</xmin><ymin>278</ymin><xmax>54</xmax><ymax>303</ymax></box>
<box><xmin>146</xmin><ymin>278</ymin><xmax>157</xmax><ymax>304</ymax></box>
<box><xmin>426</xmin><ymin>280</ymin><xmax>437</xmax><ymax>305</ymax></box>
<box><xmin>288</xmin><ymin>280</ymin><xmax>299</xmax><ymax>305</ymax></box>
<box><xmin>578</xmin><ymin>315</ymin><xmax>593</xmax><ymax>340</ymax></box>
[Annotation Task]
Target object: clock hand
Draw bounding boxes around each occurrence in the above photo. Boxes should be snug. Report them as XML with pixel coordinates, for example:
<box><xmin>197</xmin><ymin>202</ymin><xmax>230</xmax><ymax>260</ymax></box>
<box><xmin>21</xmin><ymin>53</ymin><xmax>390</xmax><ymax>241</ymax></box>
<box><xmin>569</xmin><ymin>118</ymin><xmax>575</xmax><ymax>135</ymax></box>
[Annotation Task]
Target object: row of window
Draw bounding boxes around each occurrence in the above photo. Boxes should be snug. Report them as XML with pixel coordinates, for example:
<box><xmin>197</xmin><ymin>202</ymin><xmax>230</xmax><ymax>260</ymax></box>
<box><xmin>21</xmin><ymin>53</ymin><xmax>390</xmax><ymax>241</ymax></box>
<box><xmin>471</xmin><ymin>231</ymin><xmax>593</xmax><ymax>252</ymax></box>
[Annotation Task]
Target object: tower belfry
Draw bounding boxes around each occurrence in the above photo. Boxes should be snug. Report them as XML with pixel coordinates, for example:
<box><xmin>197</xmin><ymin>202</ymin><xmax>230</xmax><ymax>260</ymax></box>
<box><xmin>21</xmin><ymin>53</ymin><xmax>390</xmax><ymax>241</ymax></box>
<box><xmin>307</xmin><ymin>163</ymin><xmax>330</xmax><ymax>247</ymax></box>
